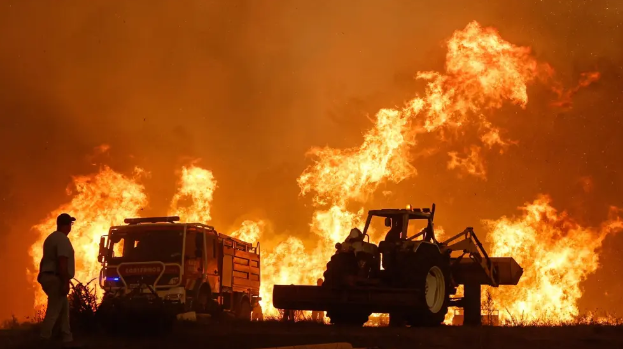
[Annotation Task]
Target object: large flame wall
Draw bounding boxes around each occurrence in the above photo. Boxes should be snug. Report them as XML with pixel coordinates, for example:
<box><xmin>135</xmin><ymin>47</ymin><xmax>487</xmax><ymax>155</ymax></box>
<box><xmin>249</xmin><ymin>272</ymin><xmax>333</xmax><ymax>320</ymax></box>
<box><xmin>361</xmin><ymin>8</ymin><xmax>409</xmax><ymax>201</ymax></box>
<box><xmin>2</xmin><ymin>2</ymin><xmax>622</xmax><ymax>322</ymax></box>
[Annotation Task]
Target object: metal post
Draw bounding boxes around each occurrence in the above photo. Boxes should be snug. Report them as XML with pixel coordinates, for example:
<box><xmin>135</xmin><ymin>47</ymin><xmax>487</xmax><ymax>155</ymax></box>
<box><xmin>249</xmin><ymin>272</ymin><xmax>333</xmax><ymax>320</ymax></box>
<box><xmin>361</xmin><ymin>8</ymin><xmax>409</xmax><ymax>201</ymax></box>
<box><xmin>464</xmin><ymin>283</ymin><xmax>481</xmax><ymax>326</ymax></box>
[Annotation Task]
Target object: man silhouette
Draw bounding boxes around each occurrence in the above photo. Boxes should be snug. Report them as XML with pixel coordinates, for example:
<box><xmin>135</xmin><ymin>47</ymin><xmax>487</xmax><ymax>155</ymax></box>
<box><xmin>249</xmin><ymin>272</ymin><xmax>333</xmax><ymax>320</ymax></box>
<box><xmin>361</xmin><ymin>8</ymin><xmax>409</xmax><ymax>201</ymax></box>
<box><xmin>37</xmin><ymin>213</ymin><xmax>81</xmax><ymax>348</ymax></box>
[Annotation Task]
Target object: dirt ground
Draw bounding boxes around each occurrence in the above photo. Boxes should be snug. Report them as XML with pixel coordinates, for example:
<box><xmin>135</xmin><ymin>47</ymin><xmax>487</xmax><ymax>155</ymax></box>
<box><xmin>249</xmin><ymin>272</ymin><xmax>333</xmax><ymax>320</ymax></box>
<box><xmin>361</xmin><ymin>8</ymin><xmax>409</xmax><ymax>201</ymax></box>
<box><xmin>2</xmin><ymin>321</ymin><xmax>622</xmax><ymax>349</ymax></box>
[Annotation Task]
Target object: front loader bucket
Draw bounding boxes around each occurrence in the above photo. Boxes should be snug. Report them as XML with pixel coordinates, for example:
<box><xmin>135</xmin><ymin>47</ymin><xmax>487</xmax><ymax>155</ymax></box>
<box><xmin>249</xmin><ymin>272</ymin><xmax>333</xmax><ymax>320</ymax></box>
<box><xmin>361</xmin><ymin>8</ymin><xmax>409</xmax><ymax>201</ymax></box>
<box><xmin>451</xmin><ymin>257</ymin><xmax>523</xmax><ymax>286</ymax></box>
<box><xmin>491</xmin><ymin>257</ymin><xmax>523</xmax><ymax>285</ymax></box>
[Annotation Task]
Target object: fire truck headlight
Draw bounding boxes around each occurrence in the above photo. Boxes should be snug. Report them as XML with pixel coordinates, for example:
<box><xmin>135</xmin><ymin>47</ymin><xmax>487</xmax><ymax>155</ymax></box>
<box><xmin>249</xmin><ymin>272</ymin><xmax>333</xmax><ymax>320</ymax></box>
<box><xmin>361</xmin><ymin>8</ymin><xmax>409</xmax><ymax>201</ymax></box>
<box><xmin>165</xmin><ymin>294</ymin><xmax>183</xmax><ymax>301</ymax></box>
<box><xmin>169</xmin><ymin>277</ymin><xmax>179</xmax><ymax>285</ymax></box>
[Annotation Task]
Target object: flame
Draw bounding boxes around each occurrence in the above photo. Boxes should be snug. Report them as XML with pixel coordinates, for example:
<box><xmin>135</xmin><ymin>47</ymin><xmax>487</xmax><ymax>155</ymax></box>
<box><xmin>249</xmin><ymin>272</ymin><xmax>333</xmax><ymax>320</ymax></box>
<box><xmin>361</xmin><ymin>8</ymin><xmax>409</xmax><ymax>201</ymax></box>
<box><xmin>292</xmin><ymin>20</ymin><xmax>602</xmax><ymax>325</ymax></box>
<box><xmin>166</xmin><ymin>165</ymin><xmax>308</xmax><ymax>318</ymax></box>
<box><xmin>298</xmin><ymin>108</ymin><xmax>415</xmax><ymax>207</ymax></box>
<box><xmin>29</xmin><ymin>166</ymin><xmax>147</xmax><ymax>307</ymax></box>
<box><xmin>169</xmin><ymin>165</ymin><xmax>217</xmax><ymax>222</ymax></box>
<box><xmin>260</xmin><ymin>237</ymin><xmax>320</xmax><ymax>317</ymax></box>
<box><xmin>552</xmin><ymin>71</ymin><xmax>601</xmax><ymax>109</ymax></box>
<box><xmin>447</xmin><ymin>146</ymin><xmax>486</xmax><ymax>179</ymax></box>
<box><xmin>418</xmin><ymin>21</ymin><xmax>550</xmax><ymax>132</ymax></box>
<box><xmin>228</xmin><ymin>220</ymin><xmax>319</xmax><ymax>317</ymax></box>
<box><xmin>293</xmin><ymin>20</ymin><xmax>558</xmax><ymax>301</ymax></box>
<box><xmin>485</xmin><ymin>195</ymin><xmax>623</xmax><ymax>323</ymax></box>
<box><xmin>26</xmin><ymin>21</ymin><xmax>605</xmax><ymax>326</ymax></box>
<box><xmin>298</xmin><ymin>19</ymin><xmax>559</xmax><ymax>216</ymax></box>
<box><xmin>93</xmin><ymin>144</ymin><xmax>111</xmax><ymax>155</ymax></box>
<box><xmin>230</xmin><ymin>220</ymin><xmax>265</xmax><ymax>243</ymax></box>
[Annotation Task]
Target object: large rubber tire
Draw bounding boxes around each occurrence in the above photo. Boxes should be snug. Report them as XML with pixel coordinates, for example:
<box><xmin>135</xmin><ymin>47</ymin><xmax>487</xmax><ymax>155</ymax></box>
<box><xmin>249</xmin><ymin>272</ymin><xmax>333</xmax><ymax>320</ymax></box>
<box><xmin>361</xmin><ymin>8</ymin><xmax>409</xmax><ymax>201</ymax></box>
<box><xmin>326</xmin><ymin>310</ymin><xmax>370</xmax><ymax>326</ymax></box>
<box><xmin>322</xmin><ymin>252</ymin><xmax>358</xmax><ymax>287</ymax></box>
<box><xmin>400</xmin><ymin>243</ymin><xmax>451</xmax><ymax>327</ymax></box>
<box><xmin>236</xmin><ymin>298</ymin><xmax>251</xmax><ymax>321</ymax></box>
<box><xmin>194</xmin><ymin>285</ymin><xmax>213</xmax><ymax>314</ymax></box>
<box><xmin>323</xmin><ymin>252</ymin><xmax>370</xmax><ymax>326</ymax></box>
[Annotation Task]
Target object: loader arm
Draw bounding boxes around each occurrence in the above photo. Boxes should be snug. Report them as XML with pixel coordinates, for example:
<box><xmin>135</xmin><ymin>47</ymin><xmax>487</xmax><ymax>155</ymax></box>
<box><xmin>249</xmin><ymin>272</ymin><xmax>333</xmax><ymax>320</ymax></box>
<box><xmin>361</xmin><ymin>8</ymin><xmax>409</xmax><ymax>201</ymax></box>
<box><xmin>442</xmin><ymin>228</ymin><xmax>499</xmax><ymax>287</ymax></box>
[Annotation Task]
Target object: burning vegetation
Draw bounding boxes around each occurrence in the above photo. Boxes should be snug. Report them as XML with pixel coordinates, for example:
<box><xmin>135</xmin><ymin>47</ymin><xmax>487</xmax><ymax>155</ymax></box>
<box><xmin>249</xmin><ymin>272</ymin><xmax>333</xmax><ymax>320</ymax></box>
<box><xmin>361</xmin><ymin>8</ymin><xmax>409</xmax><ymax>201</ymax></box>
<box><xmin>486</xmin><ymin>196</ymin><xmax>623</xmax><ymax>323</ymax></box>
<box><xmin>25</xmin><ymin>20</ymin><xmax>617</xmax><ymax>325</ymax></box>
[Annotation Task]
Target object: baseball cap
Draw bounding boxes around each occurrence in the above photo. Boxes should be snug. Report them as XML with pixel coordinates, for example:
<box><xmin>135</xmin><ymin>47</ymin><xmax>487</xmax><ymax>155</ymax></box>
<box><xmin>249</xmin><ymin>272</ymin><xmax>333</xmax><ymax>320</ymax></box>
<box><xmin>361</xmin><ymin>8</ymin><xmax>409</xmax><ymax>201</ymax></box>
<box><xmin>57</xmin><ymin>213</ymin><xmax>76</xmax><ymax>226</ymax></box>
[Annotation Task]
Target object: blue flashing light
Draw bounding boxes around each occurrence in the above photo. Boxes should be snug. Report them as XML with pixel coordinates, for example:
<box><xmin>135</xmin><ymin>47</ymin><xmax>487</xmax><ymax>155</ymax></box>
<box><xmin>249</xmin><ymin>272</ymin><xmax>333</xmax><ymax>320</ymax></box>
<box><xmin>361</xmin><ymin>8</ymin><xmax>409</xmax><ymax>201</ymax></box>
<box><xmin>107</xmin><ymin>277</ymin><xmax>120</xmax><ymax>281</ymax></box>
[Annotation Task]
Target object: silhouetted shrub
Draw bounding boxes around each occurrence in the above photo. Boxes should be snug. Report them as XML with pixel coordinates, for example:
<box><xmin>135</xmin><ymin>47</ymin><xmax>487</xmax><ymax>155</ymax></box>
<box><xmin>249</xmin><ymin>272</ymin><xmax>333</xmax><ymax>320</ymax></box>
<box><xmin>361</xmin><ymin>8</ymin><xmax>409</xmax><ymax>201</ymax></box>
<box><xmin>68</xmin><ymin>278</ymin><xmax>100</xmax><ymax>332</ymax></box>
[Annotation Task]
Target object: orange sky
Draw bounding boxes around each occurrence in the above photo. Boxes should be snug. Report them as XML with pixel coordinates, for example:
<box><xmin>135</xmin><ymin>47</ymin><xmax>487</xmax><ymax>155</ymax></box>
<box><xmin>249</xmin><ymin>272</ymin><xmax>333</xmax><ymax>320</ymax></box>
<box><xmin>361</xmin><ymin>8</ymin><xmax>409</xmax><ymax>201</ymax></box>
<box><xmin>0</xmin><ymin>0</ymin><xmax>622</xmax><ymax>320</ymax></box>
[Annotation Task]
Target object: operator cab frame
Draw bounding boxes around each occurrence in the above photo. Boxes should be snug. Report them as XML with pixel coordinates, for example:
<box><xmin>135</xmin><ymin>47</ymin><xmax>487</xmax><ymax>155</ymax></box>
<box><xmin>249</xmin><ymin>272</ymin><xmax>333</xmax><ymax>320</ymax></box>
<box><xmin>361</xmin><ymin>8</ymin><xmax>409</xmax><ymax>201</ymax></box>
<box><xmin>361</xmin><ymin>204</ymin><xmax>437</xmax><ymax>243</ymax></box>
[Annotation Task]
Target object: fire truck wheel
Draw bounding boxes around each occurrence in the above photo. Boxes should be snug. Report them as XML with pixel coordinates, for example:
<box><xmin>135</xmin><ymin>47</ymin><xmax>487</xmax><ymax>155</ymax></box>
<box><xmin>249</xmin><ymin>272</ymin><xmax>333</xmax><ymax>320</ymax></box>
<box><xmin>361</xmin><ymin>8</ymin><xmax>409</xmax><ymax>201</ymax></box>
<box><xmin>236</xmin><ymin>298</ymin><xmax>251</xmax><ymax>321</ymax></box>
<box><xmin>194</xmin><ymin>285</ymin><xmax>212</xmax><ymax>314</ymax></box>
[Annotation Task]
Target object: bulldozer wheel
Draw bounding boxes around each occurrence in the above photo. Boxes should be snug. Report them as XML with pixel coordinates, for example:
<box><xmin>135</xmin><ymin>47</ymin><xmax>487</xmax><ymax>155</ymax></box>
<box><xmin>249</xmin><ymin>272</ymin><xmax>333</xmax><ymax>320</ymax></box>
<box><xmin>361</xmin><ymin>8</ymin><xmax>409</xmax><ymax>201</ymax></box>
<box><xmin>326</xmin><ymin>310</ymin><xmax>370</xmax><ymax>326</ymax></box>
<box><xmin>401</xmin><ymin>243</ymin><xmax>451</xmax><ymax>327</ymax></box>
<box><xmin>322</xmin><ymin>252</ymin><xmax>358</xmax><ymax>287</ymax></box>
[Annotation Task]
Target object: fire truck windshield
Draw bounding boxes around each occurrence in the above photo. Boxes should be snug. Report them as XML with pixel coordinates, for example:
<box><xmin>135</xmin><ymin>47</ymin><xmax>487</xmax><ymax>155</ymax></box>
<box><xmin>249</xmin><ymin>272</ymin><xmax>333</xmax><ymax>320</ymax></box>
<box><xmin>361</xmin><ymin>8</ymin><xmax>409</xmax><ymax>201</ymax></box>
<box><xmin>107</xmin><ymin>228</ymin><xmax>184</xmax><ymax>264</ymax></box>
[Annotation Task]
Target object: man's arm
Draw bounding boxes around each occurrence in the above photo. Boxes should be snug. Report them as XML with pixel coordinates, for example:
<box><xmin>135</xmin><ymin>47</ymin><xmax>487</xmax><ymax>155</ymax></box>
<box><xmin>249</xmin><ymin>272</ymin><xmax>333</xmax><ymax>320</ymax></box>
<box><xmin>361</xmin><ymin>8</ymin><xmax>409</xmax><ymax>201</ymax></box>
<box><xmin>57</xmin><ymin>256</ymin><xmax>71</xmax><ymax>295</ymax></box>
<box><xmin>56</xmin><ymin>236</ymin><xmax>73</xmax><ymax>296</ymax></box>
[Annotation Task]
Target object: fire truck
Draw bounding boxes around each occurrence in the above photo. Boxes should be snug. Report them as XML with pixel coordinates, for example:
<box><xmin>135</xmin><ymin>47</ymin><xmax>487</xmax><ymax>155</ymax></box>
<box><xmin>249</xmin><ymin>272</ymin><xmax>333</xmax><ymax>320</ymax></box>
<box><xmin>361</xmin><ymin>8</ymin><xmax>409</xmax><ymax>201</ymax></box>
<box><xmin>97</xmin><ymin>216</ymin><xmax>261</xmax><ymax>320</ymax></box>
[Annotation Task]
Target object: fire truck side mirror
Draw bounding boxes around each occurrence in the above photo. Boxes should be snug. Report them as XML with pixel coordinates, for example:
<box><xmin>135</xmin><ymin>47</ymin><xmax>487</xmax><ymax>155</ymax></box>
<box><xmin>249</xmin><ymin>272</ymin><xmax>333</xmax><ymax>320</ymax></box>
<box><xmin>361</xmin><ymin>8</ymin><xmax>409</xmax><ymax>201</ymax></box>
<box><xmin>98</xmin><ymin>236</ymin><xmax>107</xmax><ymax>263</ymax></box>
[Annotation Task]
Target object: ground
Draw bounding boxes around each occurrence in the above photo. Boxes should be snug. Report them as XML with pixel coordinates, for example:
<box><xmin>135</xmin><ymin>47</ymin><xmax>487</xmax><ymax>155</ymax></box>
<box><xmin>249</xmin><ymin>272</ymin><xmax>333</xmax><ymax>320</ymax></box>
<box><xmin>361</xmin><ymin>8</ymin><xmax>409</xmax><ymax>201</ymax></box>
<box><xmin>2</xmin><ymin>321</ymin><xmax>621</xmax><ymax>349</ymax></box>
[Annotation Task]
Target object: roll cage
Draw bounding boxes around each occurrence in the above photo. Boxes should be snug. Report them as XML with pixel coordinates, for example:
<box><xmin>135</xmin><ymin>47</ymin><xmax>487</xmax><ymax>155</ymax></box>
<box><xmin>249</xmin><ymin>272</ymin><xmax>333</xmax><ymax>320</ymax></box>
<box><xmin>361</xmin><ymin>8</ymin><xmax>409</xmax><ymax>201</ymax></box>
<box><xmin>362</xmin><ymin>204</ymin><xmax>438</xmax><ymax>243</ymax></box>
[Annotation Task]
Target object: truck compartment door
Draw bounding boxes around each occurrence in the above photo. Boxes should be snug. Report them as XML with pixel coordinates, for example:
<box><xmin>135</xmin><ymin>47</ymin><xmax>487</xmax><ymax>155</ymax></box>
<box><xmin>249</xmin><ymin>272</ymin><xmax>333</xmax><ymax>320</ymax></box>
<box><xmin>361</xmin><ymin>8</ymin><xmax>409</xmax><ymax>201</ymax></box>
<box><xmin>222</xmin><ymin>255</ymin><xmax>233</xmax><ymax>287</ymax></box>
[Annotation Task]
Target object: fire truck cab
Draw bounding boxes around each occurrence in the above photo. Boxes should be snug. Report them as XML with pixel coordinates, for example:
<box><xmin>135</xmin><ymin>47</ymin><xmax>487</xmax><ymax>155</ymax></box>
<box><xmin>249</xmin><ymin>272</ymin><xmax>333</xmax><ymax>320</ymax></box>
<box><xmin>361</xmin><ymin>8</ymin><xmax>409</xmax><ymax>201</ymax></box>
<box><xmin>97</xmin><ymin>216</ymin><xmax>261</xmax><ymax>319</ymax></box>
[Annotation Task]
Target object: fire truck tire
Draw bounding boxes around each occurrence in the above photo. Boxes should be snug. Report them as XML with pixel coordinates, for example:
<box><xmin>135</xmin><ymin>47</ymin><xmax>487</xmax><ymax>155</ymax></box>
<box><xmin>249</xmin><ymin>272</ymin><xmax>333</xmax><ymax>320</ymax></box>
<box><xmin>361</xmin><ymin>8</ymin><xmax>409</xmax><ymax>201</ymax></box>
<box><xmin>401</xmin><ymin>244</ymin><xmax>451</xmax><ymax>327</ymax></box>
<box><xmin>194</xmin><ymin>284</ymin><xmax>212</xmax><ymax>314</ymax></box>
<box><xmin>236</xmin><ymin>297</ymin><xmax>252</xmax><ymax>321</ymax></box>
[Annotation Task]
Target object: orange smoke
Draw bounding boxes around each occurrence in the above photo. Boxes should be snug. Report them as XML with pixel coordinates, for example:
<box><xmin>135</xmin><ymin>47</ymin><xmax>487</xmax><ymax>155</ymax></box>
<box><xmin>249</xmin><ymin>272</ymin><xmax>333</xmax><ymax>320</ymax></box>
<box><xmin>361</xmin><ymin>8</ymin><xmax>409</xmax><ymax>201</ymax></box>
<box><xmin>26</xmin><ymin>21</ymin><xmax>606</xmax><ymax>326</ymax></box>
<box><xmin>485</xmin><ymin>195</ymin><xmax>623</xmax><ymax>323</ymax></box>
<box><xmin>29</xmin><ymin>166</ymin><xmax>147</xmax><ymax>307</ymax></box>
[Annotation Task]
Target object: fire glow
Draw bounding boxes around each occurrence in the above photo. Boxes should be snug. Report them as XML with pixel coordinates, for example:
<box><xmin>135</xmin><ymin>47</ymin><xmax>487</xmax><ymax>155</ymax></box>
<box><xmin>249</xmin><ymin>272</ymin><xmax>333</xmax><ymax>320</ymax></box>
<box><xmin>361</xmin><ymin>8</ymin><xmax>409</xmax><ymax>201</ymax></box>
<box><xmin>28</xmin><ymin>21</ymin><xmax>613</xmax><ymax>324</ymax></box>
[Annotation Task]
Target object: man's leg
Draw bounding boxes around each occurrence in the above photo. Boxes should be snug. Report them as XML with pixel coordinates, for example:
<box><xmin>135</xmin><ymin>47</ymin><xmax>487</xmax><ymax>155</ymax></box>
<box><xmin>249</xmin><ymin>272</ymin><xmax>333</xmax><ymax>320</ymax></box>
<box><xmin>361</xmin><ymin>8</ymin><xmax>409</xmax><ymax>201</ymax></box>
<box><xmin>39</xmin><ymin>275</ymin><xmax>62</xmax><ymax>340</ymax></box>
<box><xmin>58</xmin><ymin>294</ymin><xmax>73</xmax><ymax>343</ymax></box>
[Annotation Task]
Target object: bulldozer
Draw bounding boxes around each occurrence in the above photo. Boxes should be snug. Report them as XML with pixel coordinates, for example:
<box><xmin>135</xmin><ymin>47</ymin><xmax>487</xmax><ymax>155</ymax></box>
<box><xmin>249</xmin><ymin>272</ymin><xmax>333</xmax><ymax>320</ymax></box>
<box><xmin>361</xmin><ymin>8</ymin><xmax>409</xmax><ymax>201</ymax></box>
<box><xmin>272</xmin><ymin>204</ymin><xmax>523</xmax><ymax>326</ymax></box>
